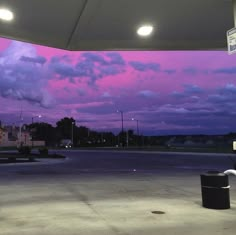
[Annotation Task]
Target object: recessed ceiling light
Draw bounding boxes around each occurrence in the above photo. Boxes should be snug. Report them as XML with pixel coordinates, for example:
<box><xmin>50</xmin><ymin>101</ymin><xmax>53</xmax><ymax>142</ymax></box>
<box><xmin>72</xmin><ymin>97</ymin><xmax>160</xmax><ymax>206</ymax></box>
<box><xmin>0</xmin><ymin>8</ymin><xmax>14</xmax><ymax>21</ymax></box>
<box><xmin>137</xmin><ymin>25</ymin><xmax>154</xmax><ymax>37</ymax></box>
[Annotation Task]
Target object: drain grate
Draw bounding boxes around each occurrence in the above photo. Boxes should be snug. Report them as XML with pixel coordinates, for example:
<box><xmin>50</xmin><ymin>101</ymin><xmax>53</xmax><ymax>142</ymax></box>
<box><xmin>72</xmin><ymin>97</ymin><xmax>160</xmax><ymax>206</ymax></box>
<box><xmin>151</xmin><ymin>211</ymin><xmax>165</xmax><ymax>215</ymax></box>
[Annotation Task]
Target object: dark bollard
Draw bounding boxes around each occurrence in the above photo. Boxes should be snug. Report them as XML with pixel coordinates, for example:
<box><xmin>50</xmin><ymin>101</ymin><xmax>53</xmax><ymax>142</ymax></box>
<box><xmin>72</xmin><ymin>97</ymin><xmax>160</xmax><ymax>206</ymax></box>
<box><xmin>200</xmin><ymin>171</ymin><xmax>230</xmax><ymax>209</ymax></box>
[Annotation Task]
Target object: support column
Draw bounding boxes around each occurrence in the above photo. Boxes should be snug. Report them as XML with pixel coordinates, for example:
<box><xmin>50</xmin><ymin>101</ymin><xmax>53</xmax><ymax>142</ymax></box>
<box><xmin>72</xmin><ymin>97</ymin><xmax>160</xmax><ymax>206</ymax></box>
<box><xmin>233</xmin><ymin>0</ymin><xmax>236</xmax><ymax>27</ymax></box>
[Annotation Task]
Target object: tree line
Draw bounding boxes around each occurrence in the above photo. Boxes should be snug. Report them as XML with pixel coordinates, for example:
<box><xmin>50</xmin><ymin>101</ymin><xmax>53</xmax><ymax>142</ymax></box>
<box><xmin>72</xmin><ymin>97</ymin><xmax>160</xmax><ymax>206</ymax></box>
<box><xmin>28</xmin><ymin>117</ymin><xmax>236</xmax><ymax>148</ymax></box>
<box><xmin>28</xmin><ymin>117</ymin><xmax>144</xmax><ymax>147</ymax></box>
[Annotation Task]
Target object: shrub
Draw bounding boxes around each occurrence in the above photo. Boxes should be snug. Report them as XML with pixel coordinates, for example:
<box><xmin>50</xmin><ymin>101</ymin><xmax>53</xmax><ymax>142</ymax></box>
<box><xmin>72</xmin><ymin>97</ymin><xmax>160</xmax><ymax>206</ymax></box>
<box><xmin>51</xmin><ymin>153</ymin><xmax>65</xmax><ymax>158</ymax></box>
<box><xmin>8</xmin><ymin>157</ymin><xmax>16</xmax><ymax>162</ymax></box>
<box><xmin>18</xmin><ymin>146</ymin><xmax>31</xmax><ymax>155</ymax></box>
<box><xmin>38</xmin><ymin>147</ymin><xmax>48</xmax><ymax>156</ymax></box>
<box><xmin>28</xmin><ymin>156</ymin><xmax>35</xmax><ymax>162</ymax></box>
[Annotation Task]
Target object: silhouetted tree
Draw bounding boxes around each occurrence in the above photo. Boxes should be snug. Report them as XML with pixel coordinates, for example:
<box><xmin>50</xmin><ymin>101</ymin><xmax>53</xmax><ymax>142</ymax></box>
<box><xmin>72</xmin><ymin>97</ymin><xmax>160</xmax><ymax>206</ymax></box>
<box><xmin>56</xmin><ymin>117</ymin><xmax>75</xmax><ymax>140</ymax></box>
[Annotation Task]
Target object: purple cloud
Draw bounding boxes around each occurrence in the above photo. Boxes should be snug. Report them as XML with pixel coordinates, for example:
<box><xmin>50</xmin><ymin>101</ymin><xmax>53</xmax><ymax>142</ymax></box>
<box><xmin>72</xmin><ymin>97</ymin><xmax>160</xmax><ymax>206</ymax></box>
<box><xmin>138</xmin><ymin>90</ymin><xmax>157</xmax><ymax>98</ymax></box>
<box><xmin>171</xmin><ymin>91</ymin><xmax>186</xmax><ymax>99</ymax></box>
<box><xmin>183</xmin><ymin>84</ymin><xmax>204</xmax><ymax>94</ymax></box>
<box><xmin>213</xmin><ymin>67</ymin><xmax>236</xmax><ymax>74</ymax></box>
<box><xmin>20</xmin><ymin>55</ymin><xmax>47</xmax><ymax>64</ymax></box>
<box><xmin>129</xmin><ymin>61</ymin><xmax>160</xmax><ymax>72</ymax></box>
<box><xmin>183</xmin><ymin>67</ymin><xmax>199</xmax><ymax>75</ymax></box>
<box><xmin>50</xmin><ymin>52</ymin><xmax>126</xmax><ymax>84</ymax></box>
<box><xmin>163</xmin><ymin>69</ymin><xmax>176</xmax><ymax>74</ymax></box>
<box><xmin>0</xmin><ymin>41</ymin><xmax>54</xmax><ymax>108</ymax></box>
<box><xmin>106</xmin><ymin>52</ymin><xmax>126</xmax><ymax>65</ymax></box>
<box><xmin>77</xmin><ymin>102</ymin><xmax>115</xmax><ymax>115</ymax></box>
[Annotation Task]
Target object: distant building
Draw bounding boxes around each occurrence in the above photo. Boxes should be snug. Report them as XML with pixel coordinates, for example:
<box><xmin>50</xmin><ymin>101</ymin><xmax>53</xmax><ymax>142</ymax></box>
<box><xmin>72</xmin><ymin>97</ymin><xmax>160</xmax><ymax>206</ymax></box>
<box><xmin>0</xmin><ymin>124</ymin><xmax>45</xmax><ymax>147</ymax></box>
<box><xmin>0</xmin><ymin>127</ymin><xmax>8</xmax><ymax>145</ymax></box>
<box><xmin>16</xmin><ymin>131</ymin><xmax>32</xmax><ymax>147</ymax></box>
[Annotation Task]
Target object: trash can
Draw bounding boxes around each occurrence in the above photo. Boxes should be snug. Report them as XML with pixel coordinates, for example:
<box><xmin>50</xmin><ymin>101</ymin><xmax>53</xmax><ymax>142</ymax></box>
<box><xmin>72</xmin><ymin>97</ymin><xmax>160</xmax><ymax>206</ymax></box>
<box><xmin>200</xmin><ymin>171</ymin><xmax>230</xmax><ymax>209</ymax></box>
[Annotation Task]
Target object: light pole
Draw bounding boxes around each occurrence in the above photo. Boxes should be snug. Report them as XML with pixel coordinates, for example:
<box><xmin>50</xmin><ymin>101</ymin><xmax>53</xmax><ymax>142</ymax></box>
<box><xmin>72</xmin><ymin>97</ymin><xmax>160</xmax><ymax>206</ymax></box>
<box><xmin>71</xmin><ymin>121</ymin><xmax>75</xmax><ymax>147</ymax></box>
<box><xmin>31</xmin><ymin>115</ymin><xmax>42</xmax><ymax>148</ymax></box>
<box><xmin>19</xmin><ymin>111</ymin><xmax>23</xmax><ymax>147</ymax></box>
<box><xmin>132</xmin><ymin>118</ymin><xmax>139</xmax><ymax>136</ymax></box>
<box><xmin>117</xmin><ymin>110</ymin><xmax>124</xmax><ymax>147</ymax></box>
<box><xmin>132</xmin><ymin>118</ymin><xmax>139</xmax><ymax>146</ymax></box>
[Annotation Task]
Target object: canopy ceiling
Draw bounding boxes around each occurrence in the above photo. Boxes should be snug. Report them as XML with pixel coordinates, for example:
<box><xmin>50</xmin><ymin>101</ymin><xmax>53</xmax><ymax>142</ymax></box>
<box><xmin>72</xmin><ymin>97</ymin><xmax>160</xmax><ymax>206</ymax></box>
<box><xmin>0</xmin><ymin>0</ymin><xmax>234</xmax><ymax>50</ymax></box>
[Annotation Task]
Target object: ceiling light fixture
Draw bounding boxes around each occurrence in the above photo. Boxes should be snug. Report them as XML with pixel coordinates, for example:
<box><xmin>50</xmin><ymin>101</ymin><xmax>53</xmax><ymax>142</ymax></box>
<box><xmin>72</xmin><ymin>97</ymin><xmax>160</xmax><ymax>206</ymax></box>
<box><xmin>0</xmin><ymin>8</ymin><xmax>14</xmax><ymax>21</ymax></box>
<box><xmin>137</xmin><ymin>25</ymin><xmax>154</xmax><ymax>37</ymax></box>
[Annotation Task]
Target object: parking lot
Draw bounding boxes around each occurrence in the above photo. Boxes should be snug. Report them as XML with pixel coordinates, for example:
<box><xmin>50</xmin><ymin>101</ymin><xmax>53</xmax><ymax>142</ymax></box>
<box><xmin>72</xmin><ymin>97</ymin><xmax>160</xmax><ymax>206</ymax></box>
<box><xmin>0</xmin><ymin>150</ymin><xmax>236</xmax><ymax>235</ymax></box>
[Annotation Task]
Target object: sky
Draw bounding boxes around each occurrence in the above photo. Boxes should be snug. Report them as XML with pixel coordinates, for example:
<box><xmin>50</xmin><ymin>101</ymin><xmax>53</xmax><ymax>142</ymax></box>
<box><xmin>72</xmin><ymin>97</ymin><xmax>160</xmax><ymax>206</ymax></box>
<box><xmin>0</xmin><ymin>38</ymin><xmax>236</xmax><ymax>135</ymax></box>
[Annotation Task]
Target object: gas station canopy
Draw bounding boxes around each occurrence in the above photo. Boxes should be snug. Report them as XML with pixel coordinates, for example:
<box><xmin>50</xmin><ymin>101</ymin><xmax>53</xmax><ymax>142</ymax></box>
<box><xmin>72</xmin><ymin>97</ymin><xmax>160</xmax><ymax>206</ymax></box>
<box><xmin>0</xmin><ymin>0</ymin><xmax>234</xmax><ymax>51</ymax></box>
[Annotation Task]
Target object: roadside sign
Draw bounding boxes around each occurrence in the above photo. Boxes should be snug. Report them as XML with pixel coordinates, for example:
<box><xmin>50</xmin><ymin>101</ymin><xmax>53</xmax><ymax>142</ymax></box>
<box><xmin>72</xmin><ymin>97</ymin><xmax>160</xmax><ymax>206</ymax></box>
<box><xmin>233</xmin><ymin>140</ymin><xmax>236</xmax><ymax>151</ymax></box>
<box><xmin>227</xmin><ymin>27</ymin><xmax>236</xmax><ymax>55</ymax></box>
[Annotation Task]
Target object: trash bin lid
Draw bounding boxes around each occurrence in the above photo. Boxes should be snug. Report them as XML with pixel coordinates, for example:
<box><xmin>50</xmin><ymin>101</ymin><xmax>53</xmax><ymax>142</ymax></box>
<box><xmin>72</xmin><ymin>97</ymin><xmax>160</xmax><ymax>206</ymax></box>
<box><xmin>201</xmin><ymin>172</ymin><xmax>229</xmax><ymax>187</ymax></box>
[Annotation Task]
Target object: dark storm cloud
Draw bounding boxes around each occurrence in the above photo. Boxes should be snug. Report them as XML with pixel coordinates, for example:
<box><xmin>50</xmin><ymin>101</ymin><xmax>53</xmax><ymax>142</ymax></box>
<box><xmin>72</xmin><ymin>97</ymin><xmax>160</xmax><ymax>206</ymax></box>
<box><xmin>138</xmin><ymin>90</ymin><xmax>157</xmax><ymax>98</ymax></box>
<box><xmin>1</xmin><ymin>88</ymin><xmax>46</xmax><ymax>105</ymax></box>
<box><xmin>82</xmin><ymin>52</ymin><xmax>125</xmax><ymax>66</ymax></box>
<box><xmin>50</xmin><ymin>56</ymin><xmax>77</xmax><ymax>77</ymax></box>
<box><xmin>171</xmin><ymin>91</ymin><xmax>186</xmax><ymax>99</ymax></box>
<box><xmin>139</xmin><ymin>104</ymin><xmax>234</xmax><ymax>135</ymax></box>
<box><xmin>20</xmin><ymin>55</ymin><xmax>47</xmax><ymax>64</ymax></box>
<box><xmin>139</xmin><ymin>88</ymin><xmax>236</xmax><ymax>133</ymax></box>
<box><xmin>82</xmin><ymin>52</ymin><xmax>108</xmax><ymax>65</ymax></box>
<box><xmin>77</xmin><ymin>103</ymin><xmax>115</xmax><ymax>115</ymax></box>
<box><xmin>78</xmin><ymin>88</ymin><xmax>86</xmax><ymax>97</ymax></box>
<box><xmin>102</xmin><ymin>92</ymin><xmax>112</xmax><ymax>98</ymax></box>
<box><xmin>213</xmin><ymin>67</ymin><xmax>236</xmax><ymax>74</ymax></box>
<box><xmin>49</xmin><ymin>52</ymin><xmax>126</xmax><ymax>84</ymax></box>
<box><xmin>220</xmin><ymin>83</ymin><xmax>236</xmax><ymax>94</ymax></box>
<box><xmin>164</xmin><ymin>115</ymin><xmax>232</xmax><ymax>133</ymax></box>
<box><xmin>208</xmin><ymin>94</ymin><xmax>233</xmax><ymax>104</ymax></box>
<box><xmin>183</xmin><ymin>67</ymin><xmax>198</xmax><ymax>75</ymax></box>
<box><xmin>98</xmin><ymin>65</ymin><xmax>125</xmax><ymax>77</ymax></box>
<box><xmin>129</xmin><ymin>61</ymin><xmax>160</xmax><ymax>72</ymax></box>
<box><xmin>0</xmin><ymin>41</ymin><xmax>53</xmax><ymax>108</ymax></box>
<box><xmin>208</xmin><ymin>84</ymin><xmax>236</xmax><ymax>105</ymax></box>
<box><xmin>183</xmin><ymin>84</ymin><xmax>204</xmax><ymax>94</ymax></box>
<box><xmin>170</xmin><ymin>85</ymin><xmax>204</xmax><ymax>99</ymax></box>
<box><xmin>106</xmin><ymin>52</ymin><xmax>126</xmax><ymax>66</ymax></box>
<box><xmin>75</xmin><ymin>60</ymin><xmax>97</xmax><ymax>81</ymax></box>
<box><xmin>0</xmin><ymin>63</ymin><xmax>52</xmax><ymax>108</ymax></box>
<box><xmin>163</xmin><ymin>69</ymin><xmax>176</xmax><ymax>74</ymax></box>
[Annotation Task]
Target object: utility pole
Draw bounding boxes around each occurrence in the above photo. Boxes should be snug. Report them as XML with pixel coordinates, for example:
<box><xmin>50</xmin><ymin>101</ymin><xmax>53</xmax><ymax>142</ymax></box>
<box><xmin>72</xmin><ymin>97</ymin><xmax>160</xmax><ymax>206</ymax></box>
<box><xmin>132</xmin><ymin>118</ymin><xmax>139</xmax><ymax>146</ymax></box>
<box><xmin>31</xmin><ymin>115</ymin><xmax>42</xmax><ymax>148</ymax></box>
<box><xmin>117</xmin><ymin>110</ymin><xmax>124</xmax><ymax>147</ymax></box>
<box><xmin>71</xmin><ymin>121</ymin><xmax>75</xmax><ymax>147</ymax></box>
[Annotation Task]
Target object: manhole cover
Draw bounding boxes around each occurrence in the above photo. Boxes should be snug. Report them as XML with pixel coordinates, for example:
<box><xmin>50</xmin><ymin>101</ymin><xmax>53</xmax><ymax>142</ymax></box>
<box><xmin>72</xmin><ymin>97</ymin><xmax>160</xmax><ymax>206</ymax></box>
<box><xmin>151</xmin><ymin>211</ymin><xmax>165</xmax><ymax>215</ymax></box>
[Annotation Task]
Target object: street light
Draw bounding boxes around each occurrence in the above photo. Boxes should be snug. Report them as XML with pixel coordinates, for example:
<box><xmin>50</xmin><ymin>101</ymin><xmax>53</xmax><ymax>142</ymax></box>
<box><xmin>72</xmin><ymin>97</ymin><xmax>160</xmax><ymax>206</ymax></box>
<box><xmin>32</xmin><ymin>115</ymin><xmax>42</xmax><ymax>124</ymax></box>
<box><xmin>19</xmin><ymin>115</ymin><xmax>23</xmax><ymax>147</ymax></box>
<box><xmin>117</xmin><ymin>110</ymin><xmax>124</xmax><ymax>147</ymax></box>
<box><xmin>71</xmin><ymin>121</ymin><xmax>75</xmax><ymax>147</ymax></box>
<box><xmin>132</xmin><ymin>118</ymin><xmax>139</xmax><ymax>146</ymax></box>
<box><xmin>31</xmin><ymin>115</ymin><xmax>42</xmax><ymax>148</ymax></box>
<box><xmin>131</xmin><ymin>118</ymin><xmax>139</xmax><ymax>136</ymax></box>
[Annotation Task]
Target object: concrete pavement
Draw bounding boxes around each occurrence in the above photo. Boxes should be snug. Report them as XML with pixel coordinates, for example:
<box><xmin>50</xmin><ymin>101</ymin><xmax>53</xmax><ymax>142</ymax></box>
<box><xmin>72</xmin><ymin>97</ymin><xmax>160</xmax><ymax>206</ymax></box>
<box><xmin>0</xmin><ymin>150</ymin><xmax>236</xmax><ymax>235</ymax></box>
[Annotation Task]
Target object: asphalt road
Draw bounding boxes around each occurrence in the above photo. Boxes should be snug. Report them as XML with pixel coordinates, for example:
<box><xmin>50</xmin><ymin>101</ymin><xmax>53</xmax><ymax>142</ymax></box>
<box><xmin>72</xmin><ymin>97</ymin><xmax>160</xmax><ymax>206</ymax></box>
<box><xmin>57</xmin><ymin>150</ymin><xmax>236</xmax><ymax>173</ymax></box>
<box><xmin>1</xmin><ymin>149</ymin><xmax>236</xmax><ymax>175</ymax></box>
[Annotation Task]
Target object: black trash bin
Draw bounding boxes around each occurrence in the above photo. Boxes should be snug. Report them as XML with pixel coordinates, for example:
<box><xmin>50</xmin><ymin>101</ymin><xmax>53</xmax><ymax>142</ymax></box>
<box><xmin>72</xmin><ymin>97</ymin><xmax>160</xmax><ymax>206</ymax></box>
<box><xmin>200</xmin><ymin>171</ymin><xmax>230</xmax><ymax>209</ymax></box>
